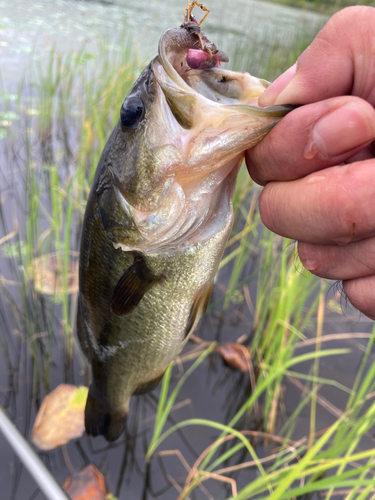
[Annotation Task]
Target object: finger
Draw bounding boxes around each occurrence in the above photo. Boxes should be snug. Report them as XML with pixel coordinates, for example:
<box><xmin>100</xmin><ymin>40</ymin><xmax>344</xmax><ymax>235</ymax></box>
<box><xmin>260</xmin><ymin>6</ymin><xmax>375</xmax><ymax>107</ymax></box>
<box><xmin>246</xmin><ymin>96</ymin><xmax>375</xmax><ymax>185</ymax></box>
<box><xmin>298</xmin><ymin>239</ymin><xmax>375</xmax><ymax>280</ymax></box>
<box><xmin>343</xmin><ymin>275</ymin><xmax>375</xmax><ymax>321</ymax></box>
<box><xmin>259</xmin><ymin>160</ymin><xmax>375</xmax><ymax>245</ymax></box>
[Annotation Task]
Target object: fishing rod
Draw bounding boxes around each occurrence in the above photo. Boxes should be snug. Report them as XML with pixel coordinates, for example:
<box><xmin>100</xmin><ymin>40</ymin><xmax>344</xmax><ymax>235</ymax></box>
<box><xmin>0</xmin><ymin>407</ymin><xmax>70</xmax><ymax>500</ymax></box>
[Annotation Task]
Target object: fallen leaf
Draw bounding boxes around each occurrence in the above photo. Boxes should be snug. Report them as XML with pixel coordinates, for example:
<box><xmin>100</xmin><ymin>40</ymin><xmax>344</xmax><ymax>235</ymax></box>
<box><xmin>217</xmin><ymin>343</ymin><xmax>250</xmax><ymax>372</ymax></box>
<box><xmin>32</xmin><ymin>384</ymin><xmax>88</xmax><ymax>450</ymax></box>
<box><xmin>63</xmin><ymin>464</ymin><xmax>108</xmax><ymax>500</ymax></box>
<box><xmin>27</xmin><ymin>251</ymin><xmax>79</xmax><ymax>295</ymax></box>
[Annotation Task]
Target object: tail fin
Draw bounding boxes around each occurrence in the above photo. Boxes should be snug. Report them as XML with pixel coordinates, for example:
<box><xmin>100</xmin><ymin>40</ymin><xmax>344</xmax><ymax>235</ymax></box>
<box><xmin>85</xmin><ymin>389</ymin><xmax>126</xmax><ymax>442</ymax></box>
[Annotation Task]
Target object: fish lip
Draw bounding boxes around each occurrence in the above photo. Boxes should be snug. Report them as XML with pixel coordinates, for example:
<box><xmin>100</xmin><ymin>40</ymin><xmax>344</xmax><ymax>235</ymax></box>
<box><xmin>157</xmin><ymin>24</ymin><xmax>227</xmax><ymax>94</ymax></box>
<box><xmin>157</xmin><ymin>29</ymin><xmax>196</xmax><ymax>95</ymax></box>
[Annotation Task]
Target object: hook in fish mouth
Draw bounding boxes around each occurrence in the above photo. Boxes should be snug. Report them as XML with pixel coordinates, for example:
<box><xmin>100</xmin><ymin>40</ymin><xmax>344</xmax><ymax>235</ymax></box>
<box><xmin>155</xmin><ymin>22</ymin><xmax>294</xmax><ymax>131</ymax></box>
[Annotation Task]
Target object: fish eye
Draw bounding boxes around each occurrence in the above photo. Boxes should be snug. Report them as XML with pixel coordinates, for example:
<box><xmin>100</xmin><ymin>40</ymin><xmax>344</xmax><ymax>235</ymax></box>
<box><xmin>120</xmin><ymin>97</ymin><xmax>144</xmax><ymax>128</ymax></box>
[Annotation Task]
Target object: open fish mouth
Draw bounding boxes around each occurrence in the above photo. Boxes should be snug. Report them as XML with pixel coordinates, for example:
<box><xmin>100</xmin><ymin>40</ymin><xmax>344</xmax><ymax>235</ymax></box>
<box><xmin>105</xmin><ymin>22</ymin><xmax>293</xmax><ymax>254</ymax></box>
<box><xmin>156</xmin><ymin>22</ymin><xmax>280</xmax><ymax>125</ymax></box>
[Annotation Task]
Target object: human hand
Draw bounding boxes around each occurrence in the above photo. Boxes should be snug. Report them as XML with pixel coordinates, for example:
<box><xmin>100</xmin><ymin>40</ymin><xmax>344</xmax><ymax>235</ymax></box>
<box><xmin>245</xmin><ymin>6</ymin><xmax>375</xmax><ymax>320</ymax></box>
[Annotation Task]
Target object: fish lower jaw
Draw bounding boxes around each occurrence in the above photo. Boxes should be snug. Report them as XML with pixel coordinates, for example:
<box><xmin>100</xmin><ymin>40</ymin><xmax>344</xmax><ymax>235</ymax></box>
<box><xmin>110</xmin><ymin>157</ymin><xmax>242</xmax><ymax>254</ymax></box>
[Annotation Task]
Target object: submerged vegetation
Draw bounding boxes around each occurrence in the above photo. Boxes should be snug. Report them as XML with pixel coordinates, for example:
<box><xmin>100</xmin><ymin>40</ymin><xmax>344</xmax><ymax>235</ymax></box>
<box><xmin>1</xmin><ymin>11</ymin><xmax>375</xmax><ymax>500</ymax></box>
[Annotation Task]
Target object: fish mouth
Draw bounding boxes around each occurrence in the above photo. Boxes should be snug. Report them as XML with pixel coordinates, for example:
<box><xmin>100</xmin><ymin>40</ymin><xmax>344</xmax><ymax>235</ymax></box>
<box><xmin>113</xmin><ymin>24</ymin><xmax>294</xmax><ymax>254</ymax></box>
<box><xmin>155</xmin><ymin>22</ymin><xmax>293</xmax><ymax>130</ymax></box>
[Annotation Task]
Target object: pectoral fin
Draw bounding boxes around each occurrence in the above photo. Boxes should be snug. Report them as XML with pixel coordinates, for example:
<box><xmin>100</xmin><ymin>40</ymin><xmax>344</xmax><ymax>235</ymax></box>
<box><xmin>111</xmin><ymin>254</ymin><xmax>165</xmax><ymax>316</ymax></box>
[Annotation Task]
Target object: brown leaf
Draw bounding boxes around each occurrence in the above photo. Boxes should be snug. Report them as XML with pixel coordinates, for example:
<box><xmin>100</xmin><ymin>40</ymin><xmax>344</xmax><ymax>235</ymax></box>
<box><xmin>32</xmin><ymin>384</ymin><xmax>88</xmax><ymax>450</ymax></box>
<box><xmin>217</xmin><ymin>343</ymin><xmax>250</xmax><ymax>372</ymax></box>
<box><xmin>27</xmin><ymin>251</ymin><xmax>79</xmax><ymax>295</ymax></box>
<box><xmin>63</xmin><ymin>464</ymin><xmax>108</xmax><ymax>500</ymax></box>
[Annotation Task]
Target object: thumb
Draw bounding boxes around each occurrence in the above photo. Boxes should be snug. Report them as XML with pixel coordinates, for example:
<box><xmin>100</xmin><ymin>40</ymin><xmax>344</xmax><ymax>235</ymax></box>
<box><xmin>259</xmin><ymin>6</ymin><xmax>375</xmax><ymax>107</ymax></box>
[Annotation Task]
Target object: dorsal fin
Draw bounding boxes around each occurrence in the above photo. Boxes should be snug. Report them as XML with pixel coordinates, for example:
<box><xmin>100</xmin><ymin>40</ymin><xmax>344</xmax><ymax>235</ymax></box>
<box><xmin>111</xmin><ymin>254</ymin><xmax>164</xmax><ymax>316</ymax></box>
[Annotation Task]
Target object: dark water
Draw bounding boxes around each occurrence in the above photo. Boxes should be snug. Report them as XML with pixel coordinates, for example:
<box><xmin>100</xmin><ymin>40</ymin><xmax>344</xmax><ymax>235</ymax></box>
<box><xmin>0</xmin><ymin>1</ymin><xmax>374</xmax><ymax>499</ymax></box>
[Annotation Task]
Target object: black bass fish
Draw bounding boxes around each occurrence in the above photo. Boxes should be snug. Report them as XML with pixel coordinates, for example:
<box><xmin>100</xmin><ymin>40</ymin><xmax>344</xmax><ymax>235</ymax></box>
<box><xmin>77</xmin><ymin>17</ymin><xmax>293</xmax><ymax>441</ymax></box>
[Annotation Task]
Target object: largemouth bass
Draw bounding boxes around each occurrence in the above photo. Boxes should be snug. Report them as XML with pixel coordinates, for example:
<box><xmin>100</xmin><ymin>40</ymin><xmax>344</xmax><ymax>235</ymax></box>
<box><xmin>77</xmin><ymin>16</ymin><xmax>293</xmax><ymax>442</ymax></box>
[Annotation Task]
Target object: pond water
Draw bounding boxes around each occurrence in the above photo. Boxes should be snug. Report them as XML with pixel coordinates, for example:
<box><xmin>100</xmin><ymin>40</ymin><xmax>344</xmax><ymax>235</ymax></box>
<box><xmin>1</xmin><ymin>1</ymin><xmax>375</xmax><ymax>500</ymax></box>
<box><xmin>0</xmin><ymin>0</ymin><xmax>327</xmax><ymax>82</ymax></box>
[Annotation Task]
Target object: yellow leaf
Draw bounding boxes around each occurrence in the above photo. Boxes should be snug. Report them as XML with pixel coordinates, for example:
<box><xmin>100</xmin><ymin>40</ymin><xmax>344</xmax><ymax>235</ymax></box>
<box><xmin>32</xmin><ymin>384</ymin><xmax>88</xmax><ymax>450</ymax></box>
<box><xmin>70</xmin><ymin>386</ymin><xmax>89</xmax><ymax>408</ymax></box>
